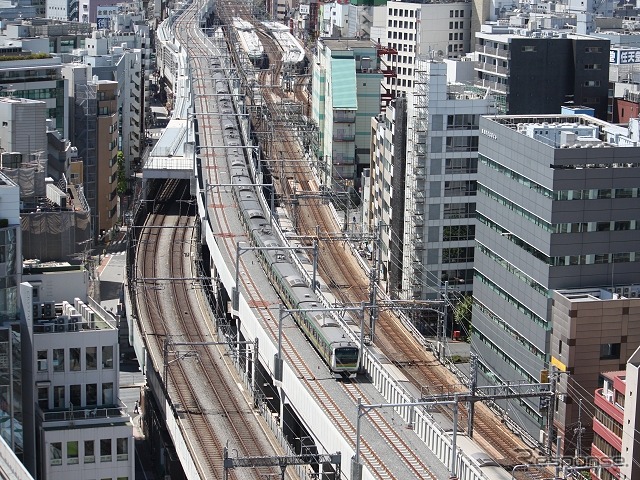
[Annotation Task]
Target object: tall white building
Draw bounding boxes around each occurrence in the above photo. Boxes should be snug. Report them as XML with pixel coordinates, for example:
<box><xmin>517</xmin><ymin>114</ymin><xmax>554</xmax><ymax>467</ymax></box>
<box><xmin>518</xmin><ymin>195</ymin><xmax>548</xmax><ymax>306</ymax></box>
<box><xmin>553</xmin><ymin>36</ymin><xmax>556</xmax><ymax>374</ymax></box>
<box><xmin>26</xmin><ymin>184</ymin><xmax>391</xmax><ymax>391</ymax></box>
<box><xmin>401</xmin><ymin>59</ymin><xmax>495</xmax><ymax>300</ymax></box>
<box><xmin>382</xmin><ymin>1</ymin><xmax>471</xmax><ymax>96</ymax></box>
<box><xmin>20</xmin><ymin>278</ymin><xmax>134</xmax><ymax>480</ymax></box>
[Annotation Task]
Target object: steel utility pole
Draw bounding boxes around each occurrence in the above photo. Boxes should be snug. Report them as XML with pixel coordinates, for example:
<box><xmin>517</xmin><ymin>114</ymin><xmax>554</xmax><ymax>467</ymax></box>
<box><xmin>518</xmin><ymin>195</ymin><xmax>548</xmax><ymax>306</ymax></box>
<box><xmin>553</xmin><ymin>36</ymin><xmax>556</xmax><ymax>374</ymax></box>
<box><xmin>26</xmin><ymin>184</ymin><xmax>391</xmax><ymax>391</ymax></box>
<box><xmin>368</xmin><ymin>222</ymin><xmax>382</xmax><ymax>341</ymax></box>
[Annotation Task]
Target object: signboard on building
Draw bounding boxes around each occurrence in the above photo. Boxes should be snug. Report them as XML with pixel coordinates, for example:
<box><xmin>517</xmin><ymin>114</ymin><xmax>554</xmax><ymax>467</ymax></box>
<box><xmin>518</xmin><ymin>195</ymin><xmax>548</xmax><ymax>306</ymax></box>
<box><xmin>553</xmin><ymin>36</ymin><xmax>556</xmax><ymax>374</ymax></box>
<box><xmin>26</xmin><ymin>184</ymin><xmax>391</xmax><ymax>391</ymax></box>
<box><xmin>96</xmin><ymin>5</ymin><xmax>120</xmax><ymax>29</ymax></box>
<box><xmin>299</xmin><ymin>4</ymin><xmax>310</xmax><ymax>14</ymax></box>
<box><xmin>610</xmin><ymin>48</ymin><xmax>640</xmax><ymax>65</ymax></box>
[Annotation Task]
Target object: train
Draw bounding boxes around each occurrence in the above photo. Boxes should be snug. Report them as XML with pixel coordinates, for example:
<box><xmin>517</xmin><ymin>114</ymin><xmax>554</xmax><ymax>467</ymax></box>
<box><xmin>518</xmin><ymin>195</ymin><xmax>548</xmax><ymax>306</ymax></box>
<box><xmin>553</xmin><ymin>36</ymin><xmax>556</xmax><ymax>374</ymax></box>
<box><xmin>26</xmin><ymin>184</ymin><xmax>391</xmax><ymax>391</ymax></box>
<box><xmin>232</xmin><ymin>17</ymin><xmax>268</xmax><ymax>69</ymax></box>
<box><xmin>204</xmin><ymin>58</ymin><xmax>360</xmax><ymax>376</ymax></box>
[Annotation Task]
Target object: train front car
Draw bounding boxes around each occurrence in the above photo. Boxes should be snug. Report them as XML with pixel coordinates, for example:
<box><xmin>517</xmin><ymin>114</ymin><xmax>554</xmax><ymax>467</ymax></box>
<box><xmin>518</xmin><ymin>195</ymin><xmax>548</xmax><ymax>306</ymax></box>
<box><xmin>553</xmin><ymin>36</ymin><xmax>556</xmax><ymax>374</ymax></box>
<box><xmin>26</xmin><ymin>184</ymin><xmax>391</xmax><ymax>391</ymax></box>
<box><xmin>332</xmin><ymin>342</ymin><xmax>360</xmax><ymax>375</ymax></box>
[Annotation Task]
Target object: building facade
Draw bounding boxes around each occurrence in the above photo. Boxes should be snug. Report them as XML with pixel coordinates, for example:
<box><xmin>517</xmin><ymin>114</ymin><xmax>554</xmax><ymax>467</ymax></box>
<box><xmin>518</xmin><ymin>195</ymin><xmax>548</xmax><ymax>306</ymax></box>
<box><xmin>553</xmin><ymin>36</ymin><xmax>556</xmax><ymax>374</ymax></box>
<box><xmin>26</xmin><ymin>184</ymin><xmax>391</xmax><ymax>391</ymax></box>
<box><xmin>382</xmin><ymin>0</ymin><xmax>472</xmax><ymax>97</ymax></box>
<box><xmin>473</xmin><ymin>114</ymin><xmax>640</xmax><ymax>440</ymax></box>
<box><xmin>0</xmin><ymin>56</ymin><xmax>68</xmax><ymax>137</ymax></box>
<box><xmin>20</xmin><ymin>283</ymin><xmax>134</xmax><ymax>480</ymax></box>
<box><xmin>72</xmin><ymin>79</ymin><xmax>119</xmax><ymax>239</ymax></box>
<box><xmin>400</xmin><ymin>59</ymin><xmax>494</xmax><ymax>301</ymax></box>
<box><xmin>0</xmin><ymin>172</ymin><xmax>24</xmax><ymax>468</ymax></box>
<box><xmin>550</xmin><ymin>288</ymin><xmax>640</xmax><ymax>457</ymax></box>
<box><xmin>312</xmin><ymin>38</ymin><xmax>382</xmax><ymax>192</ymax></box>
<box><xmin>474</xmin><ymin>25</ymin><xmax>610</xmax><ymax>118</ymax></box>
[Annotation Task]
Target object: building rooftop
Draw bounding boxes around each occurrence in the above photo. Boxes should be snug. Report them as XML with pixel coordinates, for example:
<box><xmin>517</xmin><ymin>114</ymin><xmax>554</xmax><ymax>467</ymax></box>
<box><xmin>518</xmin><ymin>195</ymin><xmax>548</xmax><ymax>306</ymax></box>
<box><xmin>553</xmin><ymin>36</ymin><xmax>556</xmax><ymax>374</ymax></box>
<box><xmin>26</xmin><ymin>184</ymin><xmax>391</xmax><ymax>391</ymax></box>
<box><xmin>555</xmin><ymin>285</ymin><xmax>640</xmax><ymax>302</ymax></box>
<box><xmin>0</xmin><ymin>170</ymin><xmax>17</xmax><ymax>187</ymax></box>
<box><xmin>32</xmin><ymin>297</ymin><xmax>116</xmax><ymax>333</ymax></box>
<box><xmin>320</xmin><ymin>38</ymin><xmax>376</xmax><ymax>51</ymax></box>
<box><xmin>483</xmin><ymin>114</ymin><xmax>640</xmax><ymax>148</ymax></box>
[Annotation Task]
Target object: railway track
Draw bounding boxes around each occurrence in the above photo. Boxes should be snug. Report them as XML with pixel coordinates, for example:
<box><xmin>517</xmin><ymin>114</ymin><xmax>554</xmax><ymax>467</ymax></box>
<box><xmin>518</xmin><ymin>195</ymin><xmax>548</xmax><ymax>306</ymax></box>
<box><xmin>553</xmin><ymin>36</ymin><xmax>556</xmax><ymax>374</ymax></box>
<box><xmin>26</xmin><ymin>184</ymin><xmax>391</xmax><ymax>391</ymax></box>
<box><xmin>168</xmin><ymin>4</ymin><xmax>452</xmax><ymax>478</ymax></box>
<box><xmin>151</xmin><ymin>1</ymin><xmax>550</xmax><ymax>478</ymax></box>
<box><xmin>214</xmin><ymin>16</ymin><xmax>543</xmax><ymax>475</ymax></box>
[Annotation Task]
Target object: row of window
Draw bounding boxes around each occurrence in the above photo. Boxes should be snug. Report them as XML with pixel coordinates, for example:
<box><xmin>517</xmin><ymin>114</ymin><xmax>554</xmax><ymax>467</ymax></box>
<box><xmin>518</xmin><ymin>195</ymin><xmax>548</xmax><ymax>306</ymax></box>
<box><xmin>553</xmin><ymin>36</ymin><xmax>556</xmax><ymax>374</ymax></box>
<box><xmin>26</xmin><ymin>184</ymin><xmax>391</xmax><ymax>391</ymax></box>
<box><xmin>551</xmin><ymin>251</ymin><xmax>640</xmax><ymax>266</ymax></box>
<box><xmin>449</xmin><ymin>21</ymin><xmax>464</xmax><ymax>30</ymax></box>
<box><xmin>555</xmin><ymin>220</ymin><xmax>640</xmax><ymax>233</ymax></box>
<box><xmin>476</xmin><ymin>358</ymin><xmax>543</xmax><ymax>424</ymax></box>
<box><xmin>594</xmin><ymin>406</ymin><xmax>623</xmax><ymax>438</ymax></box>
<box><xmin>50</xmin><ymin>438</ymin><xmax>128</xmax><ymax>466</ymax></box>
<box><xmin>38</xmin><ymin>382</ymin><xmax>114</xmax><ymax>409</ymax></box>
<box><xmin>0</xmin><ymin>88</ymin><xmax>59</xmax><ymax>101</ymax></box>
<box><xmin>388</xmin><ymin>8</ymin><xmax>415</xmax><ymax>17</ymax></box>
<box><xmin>475</xmin><ymin>298</ymin><xmax>545</xmax><ymax>361</ymax></box>
<box><xmin>474</xmin><ymin>269</ymin><xmax>548</xmax><ymax>328</ymax></box>
<box><xmin>37</xmin><ymin>346</ymin><xmax>113</xmax><ymax>373</ymax></box>
<box><xmin>476</xmin><ymin>241</ymin><xmax>547</xmax><ymax>297</ymax></box>
<box><xmin>388</xmin><ymin>31</ymin><xmax>414</xmax><ymax>41</ymax></box>
<box><xmin>554</xmin><ymin>187</ymin><xmax>639</xmax><ymax>200</ymax></box>
<box><xmin>480</xmin><ymin>155</ymin><xmax>553</xmax><ymax>198</ymax></box>
<box><xmin>387</xmin><ymin>20</ymin><xmax>416</xmax><ymax>29</ymax></box>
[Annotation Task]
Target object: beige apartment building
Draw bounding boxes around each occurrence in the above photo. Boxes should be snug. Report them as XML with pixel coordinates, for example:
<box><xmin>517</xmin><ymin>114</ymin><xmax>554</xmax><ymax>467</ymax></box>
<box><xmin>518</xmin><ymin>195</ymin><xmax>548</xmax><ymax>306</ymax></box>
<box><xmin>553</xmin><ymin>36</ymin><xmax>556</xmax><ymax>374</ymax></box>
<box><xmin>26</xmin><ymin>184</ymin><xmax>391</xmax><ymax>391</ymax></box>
<box><xmin>95</xmin><ymin>81</ymin><xmax>119</xmax><ymax>236</ymax></box>
<box><xmin>550</xmin><ymin>287</ymin><xmax>640</xmax><ymax>456</ymax></box>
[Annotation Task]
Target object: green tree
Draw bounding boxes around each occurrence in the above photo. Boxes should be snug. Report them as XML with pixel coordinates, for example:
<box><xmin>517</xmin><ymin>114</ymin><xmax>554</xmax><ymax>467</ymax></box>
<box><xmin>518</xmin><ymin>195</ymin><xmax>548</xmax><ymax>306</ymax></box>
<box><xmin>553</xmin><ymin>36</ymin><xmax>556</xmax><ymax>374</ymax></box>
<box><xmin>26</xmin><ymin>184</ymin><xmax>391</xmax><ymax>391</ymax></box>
<box><xmin>453</xmin><ymin>294</ymin><xmax>473</xmax><ymax>342</ymax></box>
<box><xmin>116</xmin><ymin>151</ymin><xmax>127</xmax><ymax>195</ymax></box>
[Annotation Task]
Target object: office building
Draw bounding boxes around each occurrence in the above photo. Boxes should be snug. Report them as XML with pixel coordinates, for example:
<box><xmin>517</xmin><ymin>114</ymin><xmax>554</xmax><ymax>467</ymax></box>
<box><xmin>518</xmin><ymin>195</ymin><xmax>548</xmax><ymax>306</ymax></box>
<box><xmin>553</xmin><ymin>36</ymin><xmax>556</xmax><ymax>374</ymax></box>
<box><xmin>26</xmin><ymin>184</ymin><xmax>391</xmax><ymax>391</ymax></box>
<box><xmin>20</xmin><ymin>279</ymin><xmax>133</xmax><ymax>480</ymax></box>
<box><xmin>0</xmin><ymin>56</ymin><xmax>68</xmax><ymax>138</ymax></box>
<box><xmin>474</xmin><ymin>25</ymin><xmax>610</xmax><ymax>119</ymax></box>
<box><xmin>0</xmin><ymin>172</ymin><xmax>24</xmax><ymax>468</ymax></box>
<box><xmin>312</xmin><ymin>38</ymin><xmax>383</xmax><ymax>192</ymax></box>
<box><xmin>394</xmin><ymin>59</ymin><xmax>494</xmax><ymax>301</ymax></box>
<box><xmin>473</xmin><ymin>114</ymin><xmax>640</xmax><ymax>440</ymax></box>
<box><xmin>550</xmin><ymin>287</ymin><xmax>640</xmax><ymax>456</ymax></box>
<box><xmin>71</xmin><ymin>79</ymin><xmax>119</xmax><ymax>239</ymax></box>
<box><xmin>380</xmin><ymin>1</ymin><xmax>471</xmax><ymax>97</ymax></box>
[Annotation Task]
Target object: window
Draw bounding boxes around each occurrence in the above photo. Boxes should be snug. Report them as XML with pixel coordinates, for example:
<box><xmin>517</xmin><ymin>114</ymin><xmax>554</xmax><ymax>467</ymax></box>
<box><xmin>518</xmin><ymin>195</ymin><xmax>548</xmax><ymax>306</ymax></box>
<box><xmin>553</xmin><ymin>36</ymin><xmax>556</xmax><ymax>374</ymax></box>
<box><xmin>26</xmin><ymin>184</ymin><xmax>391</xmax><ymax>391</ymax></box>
<box><xmin>70</xmin><ymin>347</ymin><xmax>81</xmax><ymax>371</ymax></box>
<box><xmin>444</xmin><ymin>180</ymin><xmax>477</xmax><ymax>197</ymax></box>
<box><xmin>70</xmin><ymin>384</ymin><xmax>81</xmax><ymax>407</ymax></box>
<box><xmin>67</xmin><ymin>441</ymin><xmax>79</xmax><ymax>464</ymax></box>
<box><xmin>443</xmin><ymin>225</ymin><xmax>475</xmax><ymax>241</ymax></box>
<box><xmin>445</xmin><ymin>136</ymin><xmax>478</xmax><ymax>152</ymax></box>
<box><xmin>100</xmin><ymin>439</ymin><xmax>112</xmax><ymax>462</ymax></box>
<box><xmin>445</xmin><ymin>158</ymin><xmax>477</xmax><ymax>173</ymax></box>
<box><xmin>584</xmin><ymin>80</ymin><xmax>601</xmax><ymax>87</ymax></box>
<box><xmin>522</xmin><ymin>46</ymin><xmax>537</xmax><ymax>52</ymax></box>
<box><xmin>585</xmin><ymin>46</ymin><xmax>603</xmax><ymax>53</ymax></box>
<box><xmin>443</xmin><ymin>202</ymin><xmax>475</xmax><ymax>219</ymax></box>
<box><xmin>50</xmin><ymin>442</ymin><xmax>62</xmax><ymax>466</ymax></box>
<box><xmin>600</xmin><ymin>343</ymin><xmax>621</xmax><ymax>360</ymax></box>
<box><xmin>54</xmin><ymin>385</ymin><xmax>65</xmax><ymax>408</ymax></box>
<box><xmin>84</xmin><ymin>440</ymin><xmax>95</xmax><ymax>464</ymax></box>
<box><xmin>53</xmin><ymin>348</ymin><xmax>64</xmax><ymax>372</ymax></box>
<box><xmin>584</xmin><ymin>64</ymin><xmax>602</xmax><ymax>70</ymax></box>
<box><xmin>38</xmin><ymin>387</ymin><xmax>48</xmax><ymax>409</ymax></box>
<box><xmin>37</xmin><ymin>350</ymin><xmax>48</xmax><ymax>371</ymax></box>
<box><xmin>117</xmin><ymin>437</ymin><xmax>129</xmax><ymax>461</ymax></box>
<box><xmin>442</xmin><ymin>247</ymin><xmax>474</xmax><ymax>263</ymax></box>
<box><xmin>86</xmin><ymin>347</ymin><xmax>97</xmax><ymax>370</ymax></box>
<box><xmin>102</xmin><ymin>382</ymin><xmax>114</xmax><ymax>404</ymax></box>
<box><xmin>447</xmin><ymin>114</ymin><xmax>479</xmax><ymax>130</ymax></box>
<box><xmin>86</xmin><ymin>384</ymin><xmax>97</xmax><ymax>405</ymax></box>
<box><xmin>102</xmin><ymin>346</ymin><xmax>113</xmax><ymax>369</ymax></box>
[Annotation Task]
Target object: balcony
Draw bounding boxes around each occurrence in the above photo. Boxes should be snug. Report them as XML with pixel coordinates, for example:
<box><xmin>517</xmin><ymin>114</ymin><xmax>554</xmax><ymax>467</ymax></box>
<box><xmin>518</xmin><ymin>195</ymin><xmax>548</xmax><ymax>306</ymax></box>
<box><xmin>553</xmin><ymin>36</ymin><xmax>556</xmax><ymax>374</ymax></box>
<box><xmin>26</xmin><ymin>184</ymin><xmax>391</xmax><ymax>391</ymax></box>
<box><xmin>333</xmin><ymin>132</ymin><xmax>355</xmax><ymax>142</ymax></box>
<box><xmin>333</xmin><ymin>112</ymin><xmax>356</xmax><ymax>123</ymax></box>
<box><xmin>38</xmin><ymin>402</ymin><xmax>129</xmax><ymax>429</ymax></box>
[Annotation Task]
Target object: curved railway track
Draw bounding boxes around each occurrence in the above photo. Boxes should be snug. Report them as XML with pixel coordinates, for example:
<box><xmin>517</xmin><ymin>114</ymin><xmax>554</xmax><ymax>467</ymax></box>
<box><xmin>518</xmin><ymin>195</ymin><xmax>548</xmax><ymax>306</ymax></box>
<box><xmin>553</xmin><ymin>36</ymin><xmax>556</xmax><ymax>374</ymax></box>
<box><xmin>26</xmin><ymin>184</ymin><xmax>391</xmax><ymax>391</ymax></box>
<box><xmin>136</xmin><ymin>178</ymin><xmax>283</xmax><ymax>479</ymax></box>
<box><xmin>167</xmin><ymin>2</ymin><xmax>452</xmax><ymax>478</ymax></box>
